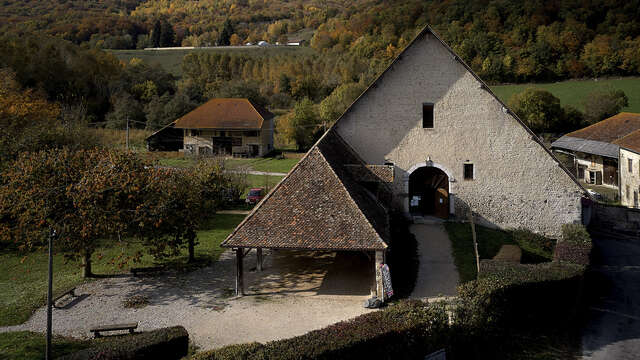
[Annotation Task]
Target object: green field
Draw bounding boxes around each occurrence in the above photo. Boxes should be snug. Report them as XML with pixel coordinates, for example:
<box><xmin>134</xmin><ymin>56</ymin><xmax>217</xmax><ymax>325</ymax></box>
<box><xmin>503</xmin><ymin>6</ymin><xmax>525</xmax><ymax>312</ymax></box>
<box><xmin>0</xmin><ymin>213</ymin><xmax>245</xmax><ymax>327</ymax></box>
<box><xmin>225</xmin><ymin>157</ymin><xmax>298</xmax><ymax>174</ymax></box>
<box><xmin>0</xmin><ymin>331</ymin><xmax>90</xmax><ymax>360</ymax></box>
<box><xmin>492</xmin><ymin>77</ymin><xmax>640</xmax><ymax>113</ymax></box>
<box><xmin>110</xmin><ymin>46</ymin><xmax>316</xmax><ymax>77</ymax></box>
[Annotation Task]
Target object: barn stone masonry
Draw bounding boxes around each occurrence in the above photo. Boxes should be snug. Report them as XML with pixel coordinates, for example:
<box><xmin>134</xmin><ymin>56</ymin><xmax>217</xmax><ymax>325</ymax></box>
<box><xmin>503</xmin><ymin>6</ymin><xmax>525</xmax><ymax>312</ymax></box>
<box><xmin>335</xmin><ymin>29</ymin><xmax>585</xmax><ymax>238</ymax></box>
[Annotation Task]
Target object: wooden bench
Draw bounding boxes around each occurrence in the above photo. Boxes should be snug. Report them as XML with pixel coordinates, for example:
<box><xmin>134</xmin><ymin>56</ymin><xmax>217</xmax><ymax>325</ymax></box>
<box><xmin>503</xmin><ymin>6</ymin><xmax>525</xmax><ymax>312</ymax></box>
<box><xmin>53</xmin><ymin>287</ymin><xmax>76</xmax><ymax>309</ymax></box>
<box><xmin>90</xmin><ymin>322</ymin><xmax>138</xmax><ymax>338</ymax></box>
<box><xmin>130</xmin><ymin>266</ymin><xmax>164</xmax><ymax>277</ymax></box>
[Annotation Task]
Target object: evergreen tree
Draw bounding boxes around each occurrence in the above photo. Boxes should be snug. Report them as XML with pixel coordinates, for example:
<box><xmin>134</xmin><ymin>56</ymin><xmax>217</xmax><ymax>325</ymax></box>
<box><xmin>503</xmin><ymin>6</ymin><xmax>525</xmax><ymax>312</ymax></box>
<box><xmin>160</xmin><ymin>20</ymin><xmax>175</xmax><ymax>47</ymax></box>
<box><xmin>217</xmin><ymin>19</ymin><xmax>234</xmax><ymax>46</ymax></box>
<box><xmin>151</xmin><ymin>19</ymin><xmax>162</xmax><ymax>48</ymax></box>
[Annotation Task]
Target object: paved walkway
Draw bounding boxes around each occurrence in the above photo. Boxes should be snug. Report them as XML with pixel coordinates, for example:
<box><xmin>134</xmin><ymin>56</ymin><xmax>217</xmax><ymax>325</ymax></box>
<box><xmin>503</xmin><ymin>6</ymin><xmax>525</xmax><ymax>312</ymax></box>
<box><xmin>581</xmin><ymin>236</ymin><xmax>640</xmax><ymax>359</ymax></box>
<box><xmin>409</xmin><ymin>223</ymin><xmax>459</xmax><ymax>298</ymax></box>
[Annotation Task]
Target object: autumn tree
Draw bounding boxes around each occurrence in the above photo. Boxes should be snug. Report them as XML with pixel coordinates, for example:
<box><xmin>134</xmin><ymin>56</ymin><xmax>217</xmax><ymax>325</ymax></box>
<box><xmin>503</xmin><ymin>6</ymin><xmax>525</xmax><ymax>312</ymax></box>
<box><xmin>319</xmin><ymin>82</ymin><xmax>366</xmax><ymax>125</ymax></box>
<box><xmin>218</xmin><ymin>19</ymin><xmax>234</xmax><ymax>46</ymax></box>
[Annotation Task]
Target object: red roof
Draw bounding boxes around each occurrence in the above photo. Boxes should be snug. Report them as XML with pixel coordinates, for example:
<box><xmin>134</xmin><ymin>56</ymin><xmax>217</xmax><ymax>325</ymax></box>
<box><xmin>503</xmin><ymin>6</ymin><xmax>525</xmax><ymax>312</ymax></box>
<box><xmin>222</xmin><ymin>131</ymin><xmax>389</xmax><ymax>251</ymax></box>
<box><xmin>173</xmin><ymin>98</ymin><xmax>274</xmax><ymax>130</ymax></box>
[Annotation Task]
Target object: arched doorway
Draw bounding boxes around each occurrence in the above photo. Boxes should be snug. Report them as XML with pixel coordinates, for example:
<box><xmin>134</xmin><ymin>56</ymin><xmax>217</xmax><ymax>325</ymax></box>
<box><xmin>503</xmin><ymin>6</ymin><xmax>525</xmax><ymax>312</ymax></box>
<box><xmin>409</xmin><ymin>166</ymin><xmax>449</xmax><ymax>219</ymax></box>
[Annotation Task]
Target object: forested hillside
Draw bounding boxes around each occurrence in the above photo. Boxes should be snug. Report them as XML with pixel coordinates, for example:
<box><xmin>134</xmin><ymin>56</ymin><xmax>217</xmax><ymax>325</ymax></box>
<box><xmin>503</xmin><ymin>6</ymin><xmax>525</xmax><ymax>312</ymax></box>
<box><xmin>2</xmin><ymin>0</ymin><xmax>640</xmax><ymax>82</ymax></box>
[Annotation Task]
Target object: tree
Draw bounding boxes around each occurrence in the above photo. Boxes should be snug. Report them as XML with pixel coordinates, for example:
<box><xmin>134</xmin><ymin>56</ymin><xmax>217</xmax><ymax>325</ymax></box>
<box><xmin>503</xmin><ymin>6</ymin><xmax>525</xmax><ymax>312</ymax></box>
<box><xmin>583</xmin><ymin>88</ymin><xmax>629</xmax><ymax>124</ymax></box>
<box><xmin>218</xmin><ymin>19</ymin><xmax>234</xmax><ymax>46</ymax></box>
<box><xmin>230</xmin><ymin>34</ymin><xmax>242</xmax><ymax>46</ymax></box>
<box><xmin>160</xmin><ymin>20</ymin><xmax>175</xmax><ymax>47</ymax></box>
<box><xmin>0</xmin><ymin>149</ymin><xmax>110</xmax><ymax>277</ymax></box>
<box><xmin>151</xmin><ymin>20</ymin><xmax>162</xmax><ymax>48</ymax></box>
<box><xmin>289</xmin><ymin>98</ymin><xmax>322</xmax><ymax>151</ymax></box>
<box><xmin>319</xmin><ymin>82</ymin><xmax>365</xmax><ymax>125</ymax></box>
<box><xmin>106</xmin><ymin>92</ymin><xmax>145</xmax><ymax>129</ymax></box>
<box><xmin>508</xmin><ymin>88</ymin><xmax>564</xmax><ymax>133</ymax></box>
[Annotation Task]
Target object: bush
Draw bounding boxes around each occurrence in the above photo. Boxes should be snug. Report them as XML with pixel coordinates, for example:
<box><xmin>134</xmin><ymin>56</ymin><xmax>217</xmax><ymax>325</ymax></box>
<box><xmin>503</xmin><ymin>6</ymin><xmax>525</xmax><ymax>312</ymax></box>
<box><xmin>554</xmin><ymin>224</ymin><xmax>592</xmax><ymax>265</ymax></box>
<box><xmin>194</xmin><ymin>301</ymin><xmax>449</xmax><ymax>360</ymax></box>
<box><xmin>457</xmin><ymin>262</ymin><xmax>585</xmax><ymax>330</ymax></box>
<box><xmin>60</xmin><ymin>326</ymin><xmax>189</xmax><ymax>360</ymax></box>
<box><xmin>511</xmin><ymin>228</ymin><xmax>555</xmax><ymax>263</ymax></box>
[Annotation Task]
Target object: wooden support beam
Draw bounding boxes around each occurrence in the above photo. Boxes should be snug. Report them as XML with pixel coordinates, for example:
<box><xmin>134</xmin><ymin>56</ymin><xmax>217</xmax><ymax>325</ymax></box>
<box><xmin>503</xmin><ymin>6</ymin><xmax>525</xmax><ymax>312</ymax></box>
<box><xmin>236</xmin><ymin>248</ymin><xmax>244</xmax><ymax>296</ymax></box>
<box><xmin>256</xmin><ymin>248</ymin><xmax>263</xmax><ymax>272</ymax></box>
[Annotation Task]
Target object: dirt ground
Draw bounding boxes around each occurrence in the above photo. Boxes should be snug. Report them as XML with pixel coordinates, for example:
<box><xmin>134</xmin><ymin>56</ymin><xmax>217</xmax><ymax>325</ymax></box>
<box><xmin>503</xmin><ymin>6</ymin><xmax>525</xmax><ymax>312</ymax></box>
<box><xmin>0</xmin><ymin>249</ymin><xmax>374</xmax><ymax>351</ymax></box>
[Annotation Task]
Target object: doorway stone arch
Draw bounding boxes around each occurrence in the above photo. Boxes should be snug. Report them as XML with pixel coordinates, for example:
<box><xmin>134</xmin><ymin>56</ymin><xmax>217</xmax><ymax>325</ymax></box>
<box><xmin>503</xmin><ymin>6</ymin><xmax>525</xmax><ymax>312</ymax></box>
<box><xmin>403</xmin><ymin>161</ymin><xmax>456</xmax><ymax>216</ymax></box>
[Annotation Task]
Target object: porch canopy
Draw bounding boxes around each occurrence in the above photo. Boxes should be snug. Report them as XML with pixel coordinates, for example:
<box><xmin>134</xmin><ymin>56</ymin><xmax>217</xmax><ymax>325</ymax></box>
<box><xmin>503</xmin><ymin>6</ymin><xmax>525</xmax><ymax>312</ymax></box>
<box><xmin>221</xmin><ymin>131</ymin><xmax>391</xmax><ymax>296</ymax></box>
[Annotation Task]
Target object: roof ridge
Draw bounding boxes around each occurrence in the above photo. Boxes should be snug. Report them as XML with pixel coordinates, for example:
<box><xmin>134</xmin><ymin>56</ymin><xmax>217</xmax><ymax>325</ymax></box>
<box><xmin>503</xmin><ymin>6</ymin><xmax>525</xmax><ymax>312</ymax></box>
<box><xmin>314</xmin><ymin>147</ymin><xmax>387</xmax><ymax>249</ymax></box>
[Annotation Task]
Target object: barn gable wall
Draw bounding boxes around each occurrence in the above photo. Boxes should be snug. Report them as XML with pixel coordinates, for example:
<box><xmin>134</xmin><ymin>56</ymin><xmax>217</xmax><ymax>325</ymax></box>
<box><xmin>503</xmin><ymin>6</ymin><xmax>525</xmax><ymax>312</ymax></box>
<box><xmin>334</xmin><ymin>31</ymin><xmax>584</xmax><ymax>237</ymax></box>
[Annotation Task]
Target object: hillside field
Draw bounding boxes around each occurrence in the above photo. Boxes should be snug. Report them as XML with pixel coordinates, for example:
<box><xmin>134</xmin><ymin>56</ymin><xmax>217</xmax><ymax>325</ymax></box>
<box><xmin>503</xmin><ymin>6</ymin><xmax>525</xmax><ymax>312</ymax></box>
<box><xmin>110</xmin><ymin>46</ymin><xmax>316</xmax><ymax>77</ymax></box>
<box><xmin>492</xmin><ymin>77</ymin><xmax>640</xmax><ymax>113</ymax></box>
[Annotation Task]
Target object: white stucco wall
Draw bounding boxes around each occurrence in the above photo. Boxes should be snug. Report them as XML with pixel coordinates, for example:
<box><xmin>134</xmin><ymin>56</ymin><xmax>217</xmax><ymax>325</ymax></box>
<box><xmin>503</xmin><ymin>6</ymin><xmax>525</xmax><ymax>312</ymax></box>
<box><xmin>334</xmin><ymin>31</ymin><xmax>584</xmax><ymax>237</ymax></box>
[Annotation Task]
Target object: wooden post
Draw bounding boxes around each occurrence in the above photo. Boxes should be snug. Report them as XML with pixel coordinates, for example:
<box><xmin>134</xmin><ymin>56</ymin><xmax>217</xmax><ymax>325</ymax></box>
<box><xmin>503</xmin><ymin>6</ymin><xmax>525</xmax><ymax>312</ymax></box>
<box><xmin>468</xmin><ymin>210</ymin><xmax>480</xmax><ymax>279</ymax></box>
<box><xmin>235</xmin><ymin>248</ymin><xmax>244</xmax><ymax>296</ymax></box>
<box><xmin>374</xmin><ymin>250</ymin><xmax>384</xmax><ymax>300</ymax></box>
<box><xmin>256</xmin><ymin>248</ymin><xmax>263</xmax><ymax>272</ymax></box>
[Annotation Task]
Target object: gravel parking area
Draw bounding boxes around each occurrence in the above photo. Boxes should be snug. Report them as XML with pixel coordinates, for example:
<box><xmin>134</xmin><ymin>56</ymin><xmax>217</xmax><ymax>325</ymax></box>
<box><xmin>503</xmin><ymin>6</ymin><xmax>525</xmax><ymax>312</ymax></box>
<box><xmin>0</xmin><ymin>249</ymin><xmax>373</xmax><ymax>350</ymax></box>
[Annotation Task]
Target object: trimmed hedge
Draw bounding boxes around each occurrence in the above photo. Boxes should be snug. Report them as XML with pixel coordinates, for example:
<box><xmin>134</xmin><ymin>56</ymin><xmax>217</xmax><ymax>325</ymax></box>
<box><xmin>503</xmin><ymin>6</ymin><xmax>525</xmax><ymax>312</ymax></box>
<box><xmin>554</xmin><ymin>224</ymin><xmax>592</xmax><ymax>265</ymax></box>
<box><xmin>60</xmin><ymin>326</ymin><xmax>189</xmax><ymax>360</ymax></box>
<box><xmin>457</xmin><ymin>261</ymin><xmax>585</xmax><ymax>330</ymax></box>
<box><xmin>193</xmin><ymin>300</ymin><xmax>449</xmax><ymax>360</ymax></box>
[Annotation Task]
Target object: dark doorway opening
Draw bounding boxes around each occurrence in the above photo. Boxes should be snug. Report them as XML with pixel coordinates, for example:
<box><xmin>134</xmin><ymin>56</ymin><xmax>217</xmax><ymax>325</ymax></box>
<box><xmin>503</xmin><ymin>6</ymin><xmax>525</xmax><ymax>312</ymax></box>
<box><xmin>409</xmin><ymin>166</ymin><xmax>449</xmax><ymax>219</ymax></box>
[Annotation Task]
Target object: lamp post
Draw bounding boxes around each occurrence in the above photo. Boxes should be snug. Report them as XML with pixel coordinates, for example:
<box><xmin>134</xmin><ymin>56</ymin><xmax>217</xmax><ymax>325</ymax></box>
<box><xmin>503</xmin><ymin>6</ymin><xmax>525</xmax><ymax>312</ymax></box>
<box><xmin>46</xmin><ymin>229</ymin><xmax>56</xmax><ymax>360</ymax></box>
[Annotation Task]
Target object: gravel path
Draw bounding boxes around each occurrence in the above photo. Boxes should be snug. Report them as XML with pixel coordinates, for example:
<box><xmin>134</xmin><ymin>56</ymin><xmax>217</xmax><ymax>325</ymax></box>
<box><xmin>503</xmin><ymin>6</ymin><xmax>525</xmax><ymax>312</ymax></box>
<box><xmin>0</xmin><ymin>249</ymin><xmax>371</xmax><ymax>351</ymax></box>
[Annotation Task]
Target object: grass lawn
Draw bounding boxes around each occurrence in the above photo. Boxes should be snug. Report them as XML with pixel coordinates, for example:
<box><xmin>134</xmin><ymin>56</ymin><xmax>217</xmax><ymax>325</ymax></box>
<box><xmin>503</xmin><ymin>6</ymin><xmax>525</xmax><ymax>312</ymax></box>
<box><xmin>155</xmin><ymin>157</ymin><xmax>197</xmax><ymax>168</ymax></box>
<box><xmin>444</xmin><ymin>222</ymin><xmax>555</xmax><ymax>283</ymax></box>
<box><xmin>225</xmin><ymin>157</ymin><xmax>299</xmax><ymax>173</ymax></box>
<box><xmin>492</xmin><ymin>76</ymin><xmax>640</xmax><ymax>113</ymax></box>
<box><xmin>0</xmin><ymin>214</ymin><xmax>245</xmax><ymax>327</ymax></box>
<box><xmin>244</xmin><ymin>174</ymin><xmax>283</xmax><ymax>193</ymax></box>
<box><xmin>0</xmin><ymin>331</ymin><xmax>90</xmax><ymax>360</ymax></box>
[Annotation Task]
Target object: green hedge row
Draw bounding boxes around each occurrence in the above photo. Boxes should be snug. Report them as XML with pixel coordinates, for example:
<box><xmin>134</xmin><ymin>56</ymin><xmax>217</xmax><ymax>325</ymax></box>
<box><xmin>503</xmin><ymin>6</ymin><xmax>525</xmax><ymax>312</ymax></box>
<box><xmin>192</xmin><ymin>300</ymin><xmax>449</xmax><ymax>360</ymax></box>
<box><xmin>457</xmin><ymin>261</ymin><xmax>585</xmax><ymax>330</ymax></box>
<box><xmin>60</xmin><ymin>326</ymin><xmax>189</xmax><ymax>360</ymax></box>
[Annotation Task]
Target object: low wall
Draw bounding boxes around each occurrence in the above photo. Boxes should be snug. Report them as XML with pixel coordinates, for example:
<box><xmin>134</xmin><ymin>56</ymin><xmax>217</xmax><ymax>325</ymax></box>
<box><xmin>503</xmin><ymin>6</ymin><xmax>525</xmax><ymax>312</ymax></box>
<box><xmin>589</xmin><ymin>201</ymin><xmax>640</xmax><ymax>240</ymax></box>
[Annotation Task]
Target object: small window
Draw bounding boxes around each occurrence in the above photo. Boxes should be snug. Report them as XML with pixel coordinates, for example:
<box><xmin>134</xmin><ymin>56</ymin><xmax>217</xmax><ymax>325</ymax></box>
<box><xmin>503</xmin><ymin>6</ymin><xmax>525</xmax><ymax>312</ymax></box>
<box><xmin>629</xmin><ymin>158</ymin><xmax>633</xmax><ymax>173</ymax></box>
<box><xmin>422</xmin><ymin>103</ymin><xmax>434</xmax><ymax>128</ymax></box>
<box><xmin>191</xmin><ymin>129</ymin><xmax>201</xmax><ymax>136</ymax></box>
<box><xmin>464</xmin><ymin>163</ymin><xmax>474</xmax><ymax>180</ymax></box>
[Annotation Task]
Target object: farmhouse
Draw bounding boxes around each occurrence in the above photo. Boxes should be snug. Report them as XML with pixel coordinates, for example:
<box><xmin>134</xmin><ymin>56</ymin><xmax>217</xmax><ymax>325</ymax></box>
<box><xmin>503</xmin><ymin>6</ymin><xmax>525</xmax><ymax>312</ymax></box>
<box><xmin>222</xmin><ymin>26</ymin><xmax>586</xmax><ymax>298</ymax></box>
<box><xmin>552</xmin><ymin>112</ymin><xmax>640</xmax><ymax>207</ymax></box>
<box><xmin>146</xmin><ymin>98</ymin><xmax>274</xmax><ymax>156</ymax></box>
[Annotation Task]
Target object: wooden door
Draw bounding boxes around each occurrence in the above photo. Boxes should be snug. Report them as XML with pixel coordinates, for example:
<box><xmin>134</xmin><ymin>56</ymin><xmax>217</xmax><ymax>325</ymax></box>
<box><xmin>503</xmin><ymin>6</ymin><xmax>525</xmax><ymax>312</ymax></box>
<box><xmin>434</xmin><ymin>187</ymin><xmax>449</xmax><ymax>219</ymax></box>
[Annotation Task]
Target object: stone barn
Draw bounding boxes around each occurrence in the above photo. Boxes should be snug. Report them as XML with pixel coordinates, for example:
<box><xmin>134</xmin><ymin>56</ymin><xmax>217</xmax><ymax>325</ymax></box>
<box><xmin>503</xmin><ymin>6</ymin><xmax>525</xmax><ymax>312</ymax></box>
<box><xmin>222</xmin><ymin>26</ymin><xmax>586</xmax><ymax>298</ymax></box>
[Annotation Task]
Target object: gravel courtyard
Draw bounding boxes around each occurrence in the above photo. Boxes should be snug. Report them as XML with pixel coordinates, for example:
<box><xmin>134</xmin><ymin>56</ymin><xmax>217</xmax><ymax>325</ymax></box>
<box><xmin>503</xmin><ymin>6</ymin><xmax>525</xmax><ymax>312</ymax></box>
<box><xmin>0</xmin><ymin>249</ymin><xmax>373</xmax><ymax>351</ymax></box>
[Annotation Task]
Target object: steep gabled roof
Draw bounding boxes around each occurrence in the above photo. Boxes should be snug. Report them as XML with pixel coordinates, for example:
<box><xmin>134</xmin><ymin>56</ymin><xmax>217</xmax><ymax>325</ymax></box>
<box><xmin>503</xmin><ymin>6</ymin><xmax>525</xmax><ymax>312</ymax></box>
<box><xmin>173</xmin><ymin>98</ymin><xmax>274</xmax><ymax>130</ymax></box>
<box><xmin>221</xmin><ymin>131</ymin><xmax>388</xmax><ymax>251</ymax></box>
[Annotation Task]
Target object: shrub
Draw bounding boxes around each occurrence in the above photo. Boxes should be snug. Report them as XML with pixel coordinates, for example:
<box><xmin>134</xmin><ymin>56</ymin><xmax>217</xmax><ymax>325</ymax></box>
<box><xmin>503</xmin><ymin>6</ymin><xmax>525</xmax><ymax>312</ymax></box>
<box><xmin>457</xmin><ymin>262</ymin><xmax>585</xmax><ymax>330</ymax></box>
<box><xmin>511</xmin><ymin>228</ymin><xmax>555</xmax><ymax>263</ymax></box>
<box><xmin>60</xmin><ymin>326</ymin><xmax>189</xmax><ymax>360</ymax></box>
<box><xmin>194</xmin><ymin>300</ymin><xmax>449</xmax><ymax>360</ymax></box>
<box><xmin>555</xmin><ymin>224</ymin><xmax>592</xmax><ymax>265</ymax></box>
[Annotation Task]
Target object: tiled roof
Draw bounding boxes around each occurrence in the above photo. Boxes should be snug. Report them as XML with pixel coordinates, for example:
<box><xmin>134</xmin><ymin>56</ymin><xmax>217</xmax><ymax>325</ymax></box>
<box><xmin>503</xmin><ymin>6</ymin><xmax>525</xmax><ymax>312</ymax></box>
<box><xmin>614</xmin><ymin>129</ymin><xmax>640</xmax><ymax>154</ymax></box>
<box><xmin>173</xmin><ymin>98</ymin><xmax>274</xmax><ymax>130</ymax></box>
<box><xmin>564</xmin><ymin>112</ymin><xmax>640</xmax><ymax>143</ymax></box>
<box><xmin>222</xmin><ymin>131</ymin><xmax>388</xmax><ymax>251</ymax></box>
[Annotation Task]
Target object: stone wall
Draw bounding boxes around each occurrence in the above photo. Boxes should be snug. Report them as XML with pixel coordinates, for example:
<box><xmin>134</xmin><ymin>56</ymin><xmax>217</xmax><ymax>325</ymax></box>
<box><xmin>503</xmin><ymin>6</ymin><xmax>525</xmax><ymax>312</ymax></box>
<box><xmin>334</xmin><ymin>30</ymin><xmax>585</xmax><ymax>238</ymax></box>
<box><xmin>589</xmin><ymin>202</ymin><xmax>640</xmax><ymax>240</ymax></box>
<box><xmin>620</xmin><ymin>148</ymin><xmax>640</xmax><ymax>207</ymax></box>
